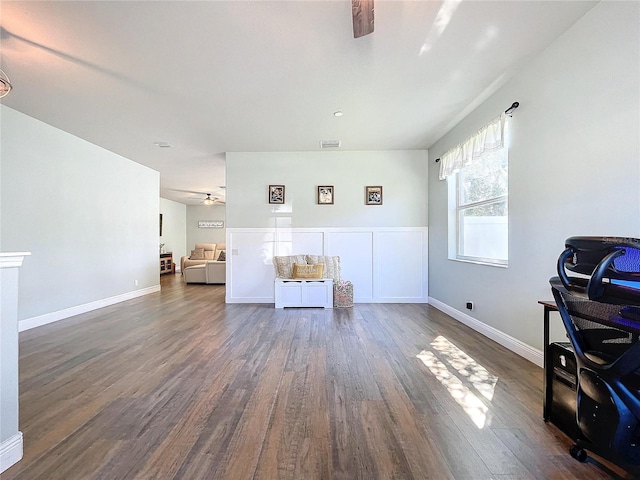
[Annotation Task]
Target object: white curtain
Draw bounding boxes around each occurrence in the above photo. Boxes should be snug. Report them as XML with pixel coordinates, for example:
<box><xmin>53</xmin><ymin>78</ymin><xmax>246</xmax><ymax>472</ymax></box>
<box><xmin>438</xmin><ymin>113</ymin><xmax>506</xmax><ymax>180</ymax></box>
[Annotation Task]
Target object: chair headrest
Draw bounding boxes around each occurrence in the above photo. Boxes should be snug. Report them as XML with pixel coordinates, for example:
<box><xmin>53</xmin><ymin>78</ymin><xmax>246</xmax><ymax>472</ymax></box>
<box><xmin>556</xmin><ymin>236</ymin><xmax>640</xmax><ymax>304</ymax></box>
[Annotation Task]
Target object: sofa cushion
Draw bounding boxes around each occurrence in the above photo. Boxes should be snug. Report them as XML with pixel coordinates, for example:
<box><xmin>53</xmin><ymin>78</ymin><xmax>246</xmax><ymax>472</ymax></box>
<box><xmin>305</xmin><ymin>255</ymin><xmax>341</xmax><ymax>282</ymax></box>
<box><xmin>183</xmin><ymin>264</ymin><xmax>207</xmax><ymax>283</ymax></box>
<box><xmin>217</xmin><ymin>250</ymin><xmax>226</xmax><ymax>261</ymax></box>
<box><xmin>214</xmin><ymin>248</ymin><xmax>225</xmax><ymax>260</ymax></box>
<box><xmin>292</xmin><ymin>263</ymin><xmax>324</xmax><ymax>279</ymax></box>
<box><xmin>195</xmin><ymin>243</ymin><xmax>216</xmax><ymax>252</ymax></box>
<box><xmin>204</xmin><ymin>250</ymin><xmax>216</xmax><ymax>260</ymax></box>
<box><xmin>274</xmin><ymin>255</ymin><xmax>307</xmax><ymax>278</ymax></box>
<box><xmin>190</xmin><ymin>248</ymin><xmax>205</xmax><ymax>260</ymax></box>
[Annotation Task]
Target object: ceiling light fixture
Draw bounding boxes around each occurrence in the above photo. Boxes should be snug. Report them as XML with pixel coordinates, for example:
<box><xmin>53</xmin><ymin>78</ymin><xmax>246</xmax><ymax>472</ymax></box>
<box><xmin>0</xmin><ymin>69</ymin><xmax>13</xmax><ymax>98</ymax></box>
<box><xmin>153</xmin><ymin>142</ymin><xmax>173</xmax><ymax>148</ymax></box>
<box><xmin>334</xmin><ymin>111</ymin><xmax>344</xmax><ymax>117</ymax></box>
<box><xmin>202</xmin><ymin>194</ymin><xmax>215</xmax><ymax>205</ymax></box>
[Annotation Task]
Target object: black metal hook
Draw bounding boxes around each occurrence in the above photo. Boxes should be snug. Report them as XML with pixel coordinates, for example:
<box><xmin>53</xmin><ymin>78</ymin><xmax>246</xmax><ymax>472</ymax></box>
<box><xmin>505</xmin><ymin>101</ymin><xmax>519</xmax><ymax>115</ymax></box>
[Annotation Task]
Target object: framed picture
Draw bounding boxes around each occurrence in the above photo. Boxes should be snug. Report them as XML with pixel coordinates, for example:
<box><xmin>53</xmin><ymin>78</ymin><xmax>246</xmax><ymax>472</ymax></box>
<box><xmin>365</xmin><ymin>186</ymin><xmax>383</xmax><ymax>205</ymax></box>
<box><xmin>317</xmin><ymin>185</ymin><xmax>334</xmax><ymax>205</ymax></box>
<box><xmin>269</xmin><ymin>185</ymin><xmax>285</xmax><ymax>204</ymax></box>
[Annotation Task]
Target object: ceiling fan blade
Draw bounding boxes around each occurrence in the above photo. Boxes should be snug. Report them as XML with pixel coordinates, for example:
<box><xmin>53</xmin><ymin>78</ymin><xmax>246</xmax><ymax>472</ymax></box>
<box><xmin>168</xmin><ymin>188</ymin><xmax>208</xmax><ymax>195</ymax></box>
<box><xmin>352</xmin><ymin>0</ymin><xmax>374</xmax><ymax>38</ymax></box>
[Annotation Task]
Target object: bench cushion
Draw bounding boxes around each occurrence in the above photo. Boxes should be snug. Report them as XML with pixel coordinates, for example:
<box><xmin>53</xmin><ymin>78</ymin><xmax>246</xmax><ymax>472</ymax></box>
<box><xmin>305</xmin><ymin>255</ymin><xmax>341</xmax><ymax>282</ymax></box>
<box><xmin>274</xmin><ymin>255</ymin><xmax>307</xmax><ymax>278</ymax></box>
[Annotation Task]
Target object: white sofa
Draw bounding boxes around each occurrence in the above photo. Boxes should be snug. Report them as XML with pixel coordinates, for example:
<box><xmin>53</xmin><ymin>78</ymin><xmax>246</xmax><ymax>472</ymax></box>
<box><xmin>183</xmin><ymin>261</ymin><xmax>226</xmax><ymax>284</ymax></box>
<box><xmin>181</xmin><ymin>243</ymin><xmax>226</xmax><ymax>284</ymax></box>
<box><xmin>180</xmin><ymin>243</ymin><xmax>226</xmax><ymax>272</ymax></box>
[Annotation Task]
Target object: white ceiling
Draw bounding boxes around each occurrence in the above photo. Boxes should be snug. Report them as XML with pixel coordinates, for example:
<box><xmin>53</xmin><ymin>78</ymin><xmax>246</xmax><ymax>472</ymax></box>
<box><xmin>0</xmin><ymin>0</ymin><xmax>597</xmax><ymax>205</ymax></box>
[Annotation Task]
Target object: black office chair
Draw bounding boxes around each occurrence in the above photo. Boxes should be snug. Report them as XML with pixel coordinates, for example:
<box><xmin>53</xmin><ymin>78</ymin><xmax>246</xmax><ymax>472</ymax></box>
<box><xmin>550</xmin><ymin>236</ymin><xmax>640</xmax><ymax>474</ymax></box>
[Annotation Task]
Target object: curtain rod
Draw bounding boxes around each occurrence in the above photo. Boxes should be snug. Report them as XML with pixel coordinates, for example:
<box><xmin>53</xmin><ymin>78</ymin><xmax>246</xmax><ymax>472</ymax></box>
<box><xmin>435</xmin><ymin>101</ymin><xmax>519</xmax><ymax>163</ymax></box>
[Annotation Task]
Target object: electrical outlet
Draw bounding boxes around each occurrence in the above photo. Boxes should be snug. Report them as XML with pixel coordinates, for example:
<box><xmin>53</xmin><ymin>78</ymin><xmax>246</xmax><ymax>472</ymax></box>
<box><xmin>466</xmin><ymin>301</ymin><xmax>474</xmax><ymax>311</ymax></box>
<box><xmin>134</xmin><ymin>279</ymin><xmax>138</xmax><ymax>287</ymax></box>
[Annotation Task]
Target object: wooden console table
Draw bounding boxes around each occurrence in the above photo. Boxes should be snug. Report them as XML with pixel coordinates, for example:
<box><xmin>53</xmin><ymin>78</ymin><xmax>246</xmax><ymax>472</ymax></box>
<box><xmin>160</xmin><ymin>252</ymin><xmax>174</xmax><ymax>275</ymax></box>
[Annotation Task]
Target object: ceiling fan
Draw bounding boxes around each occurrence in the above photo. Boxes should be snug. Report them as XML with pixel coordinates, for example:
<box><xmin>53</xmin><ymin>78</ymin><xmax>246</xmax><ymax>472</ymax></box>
<box><xmin>352</xmin><ymin>0</ymin><xmax>374</xmax><ymax>38</ymax></box>
<box><xmin>201</xmin><ymin>193</ymin><xmax>225</xmax><ymax>206</ymax></box>
<box><xmin>168</xmin><ymin>188</ymin><xmax>226</xmax><ymax>205</ymax></box>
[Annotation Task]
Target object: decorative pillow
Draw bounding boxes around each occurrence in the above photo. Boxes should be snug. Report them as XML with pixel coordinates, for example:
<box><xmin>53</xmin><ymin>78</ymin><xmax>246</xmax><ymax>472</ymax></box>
<box><xmin>217</xmin><ymin>251</ymin><xmax>226</xmax><ymax>261</ymax></box>
<box><xmin>305</xmin><ymin>255</ymin><xmax>341</xmax><ymax>282</ymax></box>
<box><xmin>292</xmin><ymin>263</ymin><xmax>324</xmax><ymax>279</ymax></box>
<box><xmin>204</xmin><ymin>251</ymin><xmax>216</xmax><ymax>260</ymax></box>
<box><xmin>274</xmin><ymin>255</ymin><xmax>307</xmax><ymax>278</ymax></box>
<box><xmin>190</xmin><ymin>248</ymin><xmax>205</xmax><ymax>260</ymax></box>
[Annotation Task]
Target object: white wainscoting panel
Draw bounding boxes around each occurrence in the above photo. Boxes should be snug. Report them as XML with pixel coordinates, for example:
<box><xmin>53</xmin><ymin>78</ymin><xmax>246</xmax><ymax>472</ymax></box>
<box><xmin>227</xmin><ymin>227</ymin><xmax>428</xmax><ymax>304</ymax></box>
<box><xmin>376</xmin><ymin>230</ymin><xmax>427</xmax><ymax>301</ymax></box>
<box><xmin>326</xmin><ymin>231</ymin><xmax>374</xmax><ymax>301</ymax></box>
<box><xmin>275</xmin><ymin>230</ymin><xmax>324</xmax><ymax>256</ymax></box>
<box><xmin>227</xmin><ymin>230</ymin><xmax>277</xmax><ymax>302</ymax></box>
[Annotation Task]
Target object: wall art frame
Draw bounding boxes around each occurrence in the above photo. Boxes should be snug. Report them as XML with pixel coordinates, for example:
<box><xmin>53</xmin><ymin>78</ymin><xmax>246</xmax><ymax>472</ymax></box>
<box><xmin>269</xmin><ymin>185</ymin><xmax>285</xmax><ymax>204</ymax></box>
<box><xmin>198</xmin><ymin>220</ymin><xmax>224</xmax><ymax>228</ymax></box>
<box><xmin>365</xmin><ymin>186</ymin><xmax>383</xmax><ymax>205</ymax></box>
<box><xmin>317</xmin><ymin>185</ymin><xmax>334</xmax><ymax>205</ymax></box>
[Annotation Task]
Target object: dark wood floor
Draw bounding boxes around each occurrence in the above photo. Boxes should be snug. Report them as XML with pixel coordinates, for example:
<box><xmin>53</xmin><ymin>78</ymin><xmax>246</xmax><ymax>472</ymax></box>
<box><xmin>4</xmin><ymin>274</ymin><xmax>627</xmax><ymax>479</ymax></box>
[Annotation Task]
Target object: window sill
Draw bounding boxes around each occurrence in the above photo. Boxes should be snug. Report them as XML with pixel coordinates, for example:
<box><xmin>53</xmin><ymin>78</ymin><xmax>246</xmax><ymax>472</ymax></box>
<box><xmin>448</xmin><ymin>257</ymin><xmax>508</xmax><ymax>269</ymax></box>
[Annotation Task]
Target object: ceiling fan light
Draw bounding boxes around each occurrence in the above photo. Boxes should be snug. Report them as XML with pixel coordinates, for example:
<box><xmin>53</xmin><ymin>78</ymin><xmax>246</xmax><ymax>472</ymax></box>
<box><xmin>0</xmin><ymin>69</ymin><xmax>13</xmax><ymax>99</ymax></box>
<box><xmin>203</xmin><ymin>194</ymin><xmax>215</xmax><ymax>205</ymax></box>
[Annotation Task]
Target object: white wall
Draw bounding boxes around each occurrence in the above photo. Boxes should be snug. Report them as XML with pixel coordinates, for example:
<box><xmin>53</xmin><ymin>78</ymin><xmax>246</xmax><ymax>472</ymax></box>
<box><xmin>427</xmin><ymin>1</ymin><xmax>640</xmax><ymax>363</ymax></box>
<box><xmin>186</xmin><ymin>204</ymin><xmax>226</xmax><ymax>248</ymax></box>
<box><xmin>226</xmin><ymin>151</ymin><xmax>428</xmax><ymax>228</ymax></box>
<box><xmin>160</xmin><ymin>197</ymin><xmax>187</xmax><ymax>271</ymax></box>
<box><xmin>225</xmin><ymin>151</ymin><xmax>429</xmax><ymax>302</ymax></box>
<box><xmin>0</xmin><ymin>255</ymin><xmax>30</xmax><ymax>473</ymax></box>
<box><xmin>1</xmin><ymin>106</ymin><xmax>160</xmax><ymax>327</ymax></box>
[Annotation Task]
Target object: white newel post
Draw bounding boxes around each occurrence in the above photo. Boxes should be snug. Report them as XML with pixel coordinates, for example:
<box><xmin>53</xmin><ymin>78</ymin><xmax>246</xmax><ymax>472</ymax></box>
<box><xmin>0</xmin><ymin>252</ymin><xmax>30</xmax><ymax>474</ymax></box>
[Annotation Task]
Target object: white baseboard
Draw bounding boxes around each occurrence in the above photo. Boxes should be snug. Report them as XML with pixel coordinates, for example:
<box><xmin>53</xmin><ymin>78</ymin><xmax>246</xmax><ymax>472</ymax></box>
<box><xmin>224</xmin><ymin>297</ymin><xmax>427</xmax><ymax>304</ymax></box>
<box><xmin>226</xmin><ymin>297</ymin><xmax>271</xmax><ymax>304</ymax></box>
<box><xmin>19</xmin><ymin>285</ymin><xmax>161</xmax><ymax>332</ymax></box>
<box><xmin>0</xmin><ymin>432</ymin><xmax>23</xmax><ymax>474</ymax></box>
<box><xmin>428</xmin><ymin>297</ymin><xmax>543</xmax><ymax>368</ymax></box>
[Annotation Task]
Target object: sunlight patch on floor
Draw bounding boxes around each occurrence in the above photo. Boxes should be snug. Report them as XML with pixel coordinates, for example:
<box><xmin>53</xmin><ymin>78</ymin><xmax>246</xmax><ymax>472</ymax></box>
<box><xmin>417</xmin><ymin>335</ymin><xmax>499</xmax><ymax>429</ymax></box>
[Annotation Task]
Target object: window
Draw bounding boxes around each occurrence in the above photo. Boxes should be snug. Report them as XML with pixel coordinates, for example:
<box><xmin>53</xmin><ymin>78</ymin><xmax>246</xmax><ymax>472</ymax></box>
<box><xmin>449</xmin><ymin>146</ymin><xmax>508</xmax><ymax>266</ymax></box>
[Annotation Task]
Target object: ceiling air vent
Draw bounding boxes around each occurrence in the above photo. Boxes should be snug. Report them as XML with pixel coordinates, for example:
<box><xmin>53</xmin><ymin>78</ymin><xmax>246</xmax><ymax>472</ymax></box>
<box><xmin>319</xmin><ymin>140</ymin><xmax>341</xmax><ymax>149</ymax></box>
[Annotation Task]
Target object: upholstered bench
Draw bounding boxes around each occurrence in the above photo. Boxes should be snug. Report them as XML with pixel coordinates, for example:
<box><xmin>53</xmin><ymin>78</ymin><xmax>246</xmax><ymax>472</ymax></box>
<box><xmin>274</xmin><ymin>278</ymin><xmax>333</xmax><ymax>308</ymax></box>
<box><xmin>273</xmin><ymin>254</ymin><xmax>353</xmax><ymax>308</ymax></box>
